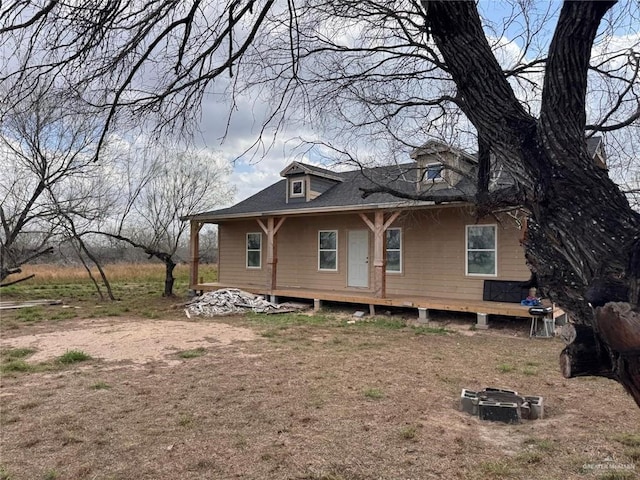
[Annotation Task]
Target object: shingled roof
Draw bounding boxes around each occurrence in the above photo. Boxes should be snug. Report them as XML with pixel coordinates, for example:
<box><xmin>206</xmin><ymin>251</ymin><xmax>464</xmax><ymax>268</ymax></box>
<box><xmin>188</xmin><ymin>162</ymin><xmax>476</xmax><ymax>221</ymax></box>
<box><xmin>187</xmin><ymin>137</ymin><xmax>605</xmax><ymax>222</ymax></box>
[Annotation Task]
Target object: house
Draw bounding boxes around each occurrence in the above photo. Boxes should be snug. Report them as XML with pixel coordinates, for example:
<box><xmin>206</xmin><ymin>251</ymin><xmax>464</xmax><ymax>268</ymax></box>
<box><xmin>185</xmin><ymin>140</ymin><xmax>606</xmax><ymax>327</ymax></box>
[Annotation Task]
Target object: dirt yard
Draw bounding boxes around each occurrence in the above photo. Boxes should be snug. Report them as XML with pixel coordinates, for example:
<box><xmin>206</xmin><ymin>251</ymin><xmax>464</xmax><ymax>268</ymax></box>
<box><xmin>1</xmin><ymin>310</ymin><xmax>639</xmax><ymax>480</ymax></box>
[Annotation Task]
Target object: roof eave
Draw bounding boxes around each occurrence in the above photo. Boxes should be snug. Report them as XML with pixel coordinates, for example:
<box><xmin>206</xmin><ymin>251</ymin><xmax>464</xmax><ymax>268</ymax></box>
<box><xmin>185</xmin><ymin>200</ymin><xmax>471</xmax><ymax>222</ymax></box>
<box><xmin>279</xmin><ymin>161</ymin><xmax>344</xmax><ymax>182</ymax></box>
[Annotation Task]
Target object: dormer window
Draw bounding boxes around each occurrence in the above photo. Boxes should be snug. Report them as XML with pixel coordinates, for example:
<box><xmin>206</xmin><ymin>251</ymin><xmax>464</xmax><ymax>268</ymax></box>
<box><xmin>424</xmin><ymin>163</ymin><xmax>444</xmax><ymax>183</ymax></box>
<box><xmin>280</xmin><ymin>161</ymin><xmax>342</xmax><ymax>203</ymax></box>
<box><xmin>290</xmin><ymin>179</ymin><xmax>305</xmax><ymax>197</ymax></box>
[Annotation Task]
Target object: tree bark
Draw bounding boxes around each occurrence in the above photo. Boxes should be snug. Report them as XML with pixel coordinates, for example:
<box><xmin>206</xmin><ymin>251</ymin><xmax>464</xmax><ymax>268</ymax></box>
<box><xmin>424</xmin><ymin>0</ymin><xmax>640</xmax><ymax>406</ymax></box>
<box><xmin>559</xmin><ymin>323</ymin><xmax>615</xmax><ymax>379</ymax></box>
<box><xmin>163</xmin><ymin>260</ymin><xmax>176</xmax><ymax>298</ymax></box>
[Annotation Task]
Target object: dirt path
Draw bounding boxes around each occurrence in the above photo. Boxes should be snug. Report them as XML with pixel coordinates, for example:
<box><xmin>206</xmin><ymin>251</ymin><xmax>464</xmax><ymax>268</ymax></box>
<box><xmin>0</xmin><ymin>318</ymin><xmax>257</xmax><ymax>364</ymax></box>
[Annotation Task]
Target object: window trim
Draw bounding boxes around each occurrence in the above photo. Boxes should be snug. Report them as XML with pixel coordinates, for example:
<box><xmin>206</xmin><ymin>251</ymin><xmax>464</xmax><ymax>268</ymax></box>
<box><xmin>423</xmin><ymin>162</ymin><xmax>445</xmax><ymax>183</ymax></box>
<box><xmin>318</xmin><ymin>230</ymin><xmax>338</xmax><ymax>272</ymax></box>
<box><xmin>465</xmin><ymin>224</ymin><xmax>497</xmax><ymax>277</ymax></box>
<box><xmin>290</xmin><ymin>179</ymin><xmax>305</xmax><ymax>198</ymax></box>
<box><xmin>385</xmin><ymin>227</ymin><xmax>402</xmax><ymax>274</ymax></box>
<box><xmin>246</xmin><ymin>232</ymin><xmax>262</xmax><ymax>269</ymax></box>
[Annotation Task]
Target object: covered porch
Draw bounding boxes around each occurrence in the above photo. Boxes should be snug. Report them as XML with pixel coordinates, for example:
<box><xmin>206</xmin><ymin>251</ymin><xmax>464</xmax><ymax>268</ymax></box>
<box><xmin>189</xmin><ymin>281</ymin><xmax>564</xmax><ymax>329</ymax></box>
<box><xmin>188</xmin><ymin>210</ymin><xmax>404</xmax><ymax>299</ymax></box>
<box><xmin>187</xmin><ymin>209</ymin><xmax>563</xmax><ymax>329</ymax></box>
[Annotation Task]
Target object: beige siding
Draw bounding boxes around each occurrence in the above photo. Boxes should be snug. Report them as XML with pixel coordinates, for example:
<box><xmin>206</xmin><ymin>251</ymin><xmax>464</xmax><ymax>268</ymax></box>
<box><xmin>277</xmin><ymin>215</ymin><xmax>372</xmax><ymax>291</ymax></box>
<box><xmin>218</xmin><ymin>221</ymin><xmax>268</xmax><ymax>286</ymax></box>
<box><xmin>217</xmin><ymin>206</ymin><xmax>530</xmax><ymax>301</ymax></box>
<box><xmin>386</xmin><ymin>207</ymin><xmax>530</xmax><ymax>300</ymax></box>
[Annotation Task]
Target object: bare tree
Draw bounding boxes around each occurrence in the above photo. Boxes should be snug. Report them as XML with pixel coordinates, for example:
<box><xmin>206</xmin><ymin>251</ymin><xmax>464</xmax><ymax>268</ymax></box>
<box><xmin>1</xmin><ymin>2</ymin><xmax>639</xmax><ymax>404</ymax></box>
<box><xmin>0</xmin><ymin>84</ymin><xmax>103</xmax><ymax>285</ymax></box>
<box><xmin>91</xmin><ymin>146</ymin><xmax>233</xmax><ymax>297</ymax></box>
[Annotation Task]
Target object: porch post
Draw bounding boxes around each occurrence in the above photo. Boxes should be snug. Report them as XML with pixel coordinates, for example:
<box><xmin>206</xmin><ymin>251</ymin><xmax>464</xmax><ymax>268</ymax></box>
<box><xmin>359</xmin><ymin>211</ymin><xmax>401</xmax><ymax>299</ymax></box>
<box><xmin>257</xmin><ymin>217</ymin><xmax>286</xmax><ymax>293</ymax></box>
<box><xmin>189</xmin><ymin>220</ymin><xmax>202</xmax><ymax>288</ymax></box>
<box><xmin>373</xmin><ymin>211</ymin><xmax>386</xmax><ymax>298</ymax></box>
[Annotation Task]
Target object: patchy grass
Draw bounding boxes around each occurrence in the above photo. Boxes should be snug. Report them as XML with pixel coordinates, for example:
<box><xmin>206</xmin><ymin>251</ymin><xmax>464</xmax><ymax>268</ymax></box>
<box><xmin>615</xmin><ymin>433</ymin><xmax>640</xmax><ymax>465</ymax></box>
<box><xmin>43</xmin><ymin>470</ymin><xmax>59</xmax><ymax>480</ymax></box>
<box><xmin>177</xmin><ymin>348</ymin><xmax>206</xmax><ymax>359</ymax></box>
<box><xmin>0</xmin><ymin>466</ymin><xmax>10</xmax><ymax>480</ymax></box>
<box><xmin>246</xmin><ymin>312</ymin><xmax>332</xmax><ymax>327</ymax></box>
<box><xmin>90</xmin><ymin>303</ymin><xmax>130</xmax><ymax>318</ymax></box>
<box><xmin>48</xmin><ymin>310</ymin><xmax>78</xmax><ymax>322</ymax></box>
<box><xmin>351</xmin><ymin>318</ymin><xmax>407</xmax><ymax>330</ymax></box>
<box><xmin>479</xmin><ymin>460</ymin><xmax>513</xmax><ymax>479</ymax></box>
<box><xmin>56</xmin><ymin>350</ymin><xmax>92</xmax><ymax>364</ymax></box>
<box><xmin>523</xmin><ymin>437</ymin><xmax>554</xmax><ymax>452</ymax></box>
<box><xmin>15</xmin><ymin>307</ymin><xmax>45</xmax><ymax>323</ymax></box>
<box><xmin>177</xmin><ymin>413</ymin><xmax>195</xmax><ymax>428</ymax></box>
<box><xmin>497</xmin><ymin>363</ymin><xmax>515</xmax><ymax>373</ymax></box>
<box><xmin>363</xmin><ymin>388</ymin><xmax>384</xmax><ymax>400</ymax></box>
<box><xmin>614</xmin><ymin>433</ymin><xmax>640</xmax><ymax>447</ymax></box>
<box><xmin>89</xmin><ymin>381</ymin><xmax>111</xmax><ymax>390</ymax></box>
<box><xmin>0</xmin><ymin>348</ymin><xmax>39</xmax><ymax>374</ymax></box>
<box><xmin>411</xmin><ymin>325</ymin><xmax>452</xmax><ymax>335</ymax></box>
<box><xmin>0</xmin><ymin>263</ymin><xmax>219</xmax><ymax>327</ymax></box>
<box><xmin>400</xmin><ymin>424</ymin><xmax>418</xmax><ymax>441</ymax></box>
<box><xmin>0</xmin><ymin>360</ymin><xmax>34</xmax><ymax>374</ymax></box>
<box><xmin>2</xmin><ymin>348</ymin><xmax>36</xmax><ymax>360</ymax></box>
<box><xmin>0</xmin><ymin>347</ymin><xmax>94</xmax><ymax>376</ymax></box>
<box><xmin>624</xmin><ymin>448</ymin><xmax>640</xmax><ymax>462</ymax></box>
<box><xmin>514</xmin><ymin>451</ymin><xmax>544</xmax><ymax>465</ymax></box>
<box><xmin>596</xmin><ymin>472</ymin><xmax>636</xmax><ymax>480</ymax></box>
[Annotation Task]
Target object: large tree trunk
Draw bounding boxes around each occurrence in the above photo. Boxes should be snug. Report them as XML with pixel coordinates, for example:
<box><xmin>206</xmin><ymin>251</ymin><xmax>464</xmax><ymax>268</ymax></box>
<box><xmin>425</xmin><ymin>0</ymin><xmax>640</xmax><ymax>406</ymax></box>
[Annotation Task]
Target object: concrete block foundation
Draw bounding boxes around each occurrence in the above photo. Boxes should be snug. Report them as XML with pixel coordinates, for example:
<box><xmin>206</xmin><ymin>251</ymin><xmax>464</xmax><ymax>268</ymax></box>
<box><xmin>476</xmin><ymin>313</ymin><xmax>489</xmax><ymax>329</ymax></box>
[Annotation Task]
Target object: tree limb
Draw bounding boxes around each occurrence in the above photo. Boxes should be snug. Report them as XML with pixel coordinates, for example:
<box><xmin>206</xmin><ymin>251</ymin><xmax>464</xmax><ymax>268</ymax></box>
<box><xmin>539</xmin><ymin>1</ymin><xmax>616</xmax><ymax>154</ymax></box>
<box><xmin>87</xmin><ymin>231</ymin><xmax>173</xmax><ymax>264</ymax></box>
<box><xmin>0</xmin><ymin>274</ymin><xmax>36</xmax><ymax>287</ymax></box>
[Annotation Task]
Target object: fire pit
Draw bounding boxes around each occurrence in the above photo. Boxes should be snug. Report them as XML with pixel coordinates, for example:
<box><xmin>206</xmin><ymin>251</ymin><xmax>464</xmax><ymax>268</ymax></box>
<box><xmin>461</xmin><ymin>387</ymin><xmax>543</xmax><ymax>423</ymax></box>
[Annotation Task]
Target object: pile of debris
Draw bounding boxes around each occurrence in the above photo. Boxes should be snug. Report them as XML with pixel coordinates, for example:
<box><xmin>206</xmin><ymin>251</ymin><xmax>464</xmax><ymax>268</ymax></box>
<box><xmin>460</xmin><ymin>387</ymin><xmax>543</xmax><ymax>424</ymax></box>
<box><xmin>185</xmin><ymin>288</ymin><xmax>301</xmax><ymax>318</ymax></box>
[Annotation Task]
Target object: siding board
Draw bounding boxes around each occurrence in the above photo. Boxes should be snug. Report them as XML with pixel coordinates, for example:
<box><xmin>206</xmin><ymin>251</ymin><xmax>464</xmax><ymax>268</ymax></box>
<box><xmin>217</xmin><ymin>207</ymin><xmax>530</xmax><ymax>301</ymax></box>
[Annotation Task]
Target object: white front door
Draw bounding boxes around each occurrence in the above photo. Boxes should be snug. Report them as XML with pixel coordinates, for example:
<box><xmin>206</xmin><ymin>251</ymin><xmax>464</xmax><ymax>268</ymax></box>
<box><xmin>348</xmin><ymin>230</ymin><xmax>369</xmax><ymax>288</ymax></box>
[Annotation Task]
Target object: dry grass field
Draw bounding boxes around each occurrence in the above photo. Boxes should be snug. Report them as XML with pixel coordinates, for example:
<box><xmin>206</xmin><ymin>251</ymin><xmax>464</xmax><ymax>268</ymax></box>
<box><xmin>1</xmin><ymin>264</ymin><xmax>639</xmax><ymax>480</ymax></box>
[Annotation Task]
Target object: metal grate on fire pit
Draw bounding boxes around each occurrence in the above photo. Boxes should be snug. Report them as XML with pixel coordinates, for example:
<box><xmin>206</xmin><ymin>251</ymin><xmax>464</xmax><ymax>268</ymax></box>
<box><xmin>460</xmin><ymin>387</ymin><xmax>543</xmax><ymax>424</ymax></box>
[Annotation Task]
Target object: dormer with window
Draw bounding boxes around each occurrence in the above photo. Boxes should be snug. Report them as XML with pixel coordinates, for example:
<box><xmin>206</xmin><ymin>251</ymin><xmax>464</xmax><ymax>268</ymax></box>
<box><xmin>280</xmin><ymin>161</ymin><xmax>343</xmax><ymax>203</ymax></box>
<box><xmin>411</xmin><ymin>140</ymin><xmax>475</xmax><ymax>192</ymax></box>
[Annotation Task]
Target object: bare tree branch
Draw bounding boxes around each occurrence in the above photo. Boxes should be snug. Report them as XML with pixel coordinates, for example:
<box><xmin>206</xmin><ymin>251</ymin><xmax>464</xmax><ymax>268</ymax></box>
<box><xmin>0</xmin><ymin>273</ymin><xmax>35</xmax><ymax>287</ymax></box>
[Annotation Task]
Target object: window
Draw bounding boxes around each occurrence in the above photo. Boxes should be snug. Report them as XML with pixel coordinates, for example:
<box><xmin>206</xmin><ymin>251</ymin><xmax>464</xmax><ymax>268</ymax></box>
<box><xmin>466</xmin><ymin>225</ymin><xmax>496</xmax><ymax>276</ymax></box>
<box><xmin>424</xmin><ymin>163</ymin><xmax>444</xmax><ymax>182</ymax></box>
<box><xmin>246</xmin><ymin>232</ymin><xmax>262</xmax><ymax>268</ymax></box>
<box><xmin>290</xmin><ymin>179</ymin><xmax>305</xmax><ymax>197</ymax></box>
<box><xmin>318</xmin><ymin>230</ymin><xmax>338</xmax><ymax>271</ymax></box>
<box><xmin>386</xmin><ymin>228</ymin><xmax>402</xmax><ymax>273</ymax></box>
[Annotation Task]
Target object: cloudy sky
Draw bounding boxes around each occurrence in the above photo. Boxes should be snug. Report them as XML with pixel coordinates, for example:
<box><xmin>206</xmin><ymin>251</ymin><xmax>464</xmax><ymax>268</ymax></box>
<box><xmin>197</xmin><ymin>92</ymin><xmax>302</xmax><ymax>205</ymax></box>
<box><xmin>190</xmin><ymin>1</ymin><xmax>638</xmax><ymax>208</ymax></box>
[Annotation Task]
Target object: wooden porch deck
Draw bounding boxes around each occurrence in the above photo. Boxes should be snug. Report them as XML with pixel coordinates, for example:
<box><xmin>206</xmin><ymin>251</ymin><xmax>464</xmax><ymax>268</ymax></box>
<box><xmin>192</xmin><ymin>282</ymin><xmax>564</xmax><ymax>327</ymax></box>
